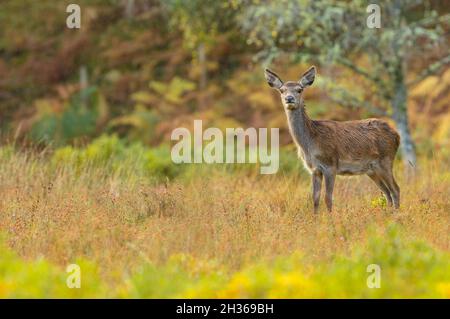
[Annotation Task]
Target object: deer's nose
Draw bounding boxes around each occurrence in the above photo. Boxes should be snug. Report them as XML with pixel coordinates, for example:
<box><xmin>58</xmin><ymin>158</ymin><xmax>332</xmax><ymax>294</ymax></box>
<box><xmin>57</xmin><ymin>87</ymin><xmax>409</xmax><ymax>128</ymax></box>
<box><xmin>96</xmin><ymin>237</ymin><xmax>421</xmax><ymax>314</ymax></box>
<box><xmin>285</xmin><ymin>96</ymin><xmax>295</xmax><ymax>104</ymax></box>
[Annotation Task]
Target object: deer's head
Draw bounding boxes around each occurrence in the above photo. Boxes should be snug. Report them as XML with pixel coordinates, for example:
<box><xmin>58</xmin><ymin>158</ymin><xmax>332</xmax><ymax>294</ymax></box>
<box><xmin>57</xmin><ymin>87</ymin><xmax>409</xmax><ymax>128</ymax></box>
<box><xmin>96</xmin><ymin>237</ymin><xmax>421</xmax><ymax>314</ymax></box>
<box><xmin>264</xmin><ymin>66</ymin><xmax>316</xmax><ymax>110</ymax></box>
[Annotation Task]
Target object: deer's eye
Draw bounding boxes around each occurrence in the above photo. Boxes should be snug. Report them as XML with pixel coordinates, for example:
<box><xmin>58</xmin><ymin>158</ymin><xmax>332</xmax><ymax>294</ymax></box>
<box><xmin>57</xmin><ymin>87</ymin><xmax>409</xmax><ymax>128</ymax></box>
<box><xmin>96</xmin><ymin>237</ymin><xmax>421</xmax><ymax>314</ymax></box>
<box><xmin>297</xmin><ymin>88</ymin><xmax>303</xmax><ymax>93</ymax></box>
<box><xmin>280</xmin><ymin>88</ymin><xmax>286</xmax><ymax>93</ymax></box>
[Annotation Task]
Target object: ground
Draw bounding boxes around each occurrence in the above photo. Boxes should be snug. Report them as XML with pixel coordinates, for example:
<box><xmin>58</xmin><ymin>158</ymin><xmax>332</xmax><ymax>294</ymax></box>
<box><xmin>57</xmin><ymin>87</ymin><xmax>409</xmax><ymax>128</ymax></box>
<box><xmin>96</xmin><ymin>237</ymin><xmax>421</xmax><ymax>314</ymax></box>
<box><xmin>0</xmin><ymin>148</ymin><xmax>449</xmax><ymax>298</ymax></box>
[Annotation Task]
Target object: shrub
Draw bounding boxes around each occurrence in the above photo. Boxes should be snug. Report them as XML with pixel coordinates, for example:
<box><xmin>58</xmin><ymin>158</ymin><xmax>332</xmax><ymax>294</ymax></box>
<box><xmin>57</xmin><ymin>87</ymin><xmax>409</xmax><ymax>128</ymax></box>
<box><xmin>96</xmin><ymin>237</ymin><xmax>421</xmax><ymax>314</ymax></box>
<box><xmin>51</xmin><ymin>135</ymin><xmax>183</xmax><ymax>180</ymax></box>
<box><xmin>0</xmin><ymin>239</ymin><xmax>108</xmax><ymax>298</ymax></box>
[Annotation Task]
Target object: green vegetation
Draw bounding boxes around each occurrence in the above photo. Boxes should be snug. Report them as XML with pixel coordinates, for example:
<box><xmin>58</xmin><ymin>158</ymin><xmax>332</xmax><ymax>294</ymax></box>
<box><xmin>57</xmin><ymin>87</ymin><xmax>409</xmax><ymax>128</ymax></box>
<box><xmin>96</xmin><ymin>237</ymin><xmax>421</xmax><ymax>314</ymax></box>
<box><xmin>1</xmin><ymin>146</ymin><xmax>449</xmax><ymax>298</ymax></box>
<box><xmin>51</xmin><ymin>135</ymin><xmax>181</xmax><ymax>180</ymax></box>
<box><xmin>0</xmin><ymin>1</ymin><xmax>449</xmax><ymax>298</ymax></box>
<box><xmin>0</xmin><ymin>225</ymin><xmax>448</xmax><ymax>298</ymax></box>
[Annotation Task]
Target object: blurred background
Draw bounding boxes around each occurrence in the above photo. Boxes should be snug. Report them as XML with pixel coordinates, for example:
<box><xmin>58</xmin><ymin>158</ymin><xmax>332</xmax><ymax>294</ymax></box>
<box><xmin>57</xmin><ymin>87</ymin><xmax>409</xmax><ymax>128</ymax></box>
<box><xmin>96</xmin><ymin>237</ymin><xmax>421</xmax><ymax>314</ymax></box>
<box><xmin>0</xmin><ymin>1</ymin><xmax>449</xmax><ymax>299</ymax></box>
<box><xmin>0</xmin><ymin>0</ymin><xmax>449</xmax><ymax>168</ymax></box>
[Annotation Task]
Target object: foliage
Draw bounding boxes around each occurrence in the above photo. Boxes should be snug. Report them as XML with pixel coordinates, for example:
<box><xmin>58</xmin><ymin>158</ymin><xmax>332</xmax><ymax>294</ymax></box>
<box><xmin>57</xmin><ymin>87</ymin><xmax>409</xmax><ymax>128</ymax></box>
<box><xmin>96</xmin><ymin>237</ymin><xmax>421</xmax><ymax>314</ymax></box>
<box><xmin>0</xmin><ymin>1</ymin><xmax>448</xmax><ymax>166</ymax></box>
<box><xmin>30</xmin><ymin>87</ymin><xmax>103</xmax><ymax>145</ymax></box>
<box><xmin>164</xmin><ymin>0</ymin><xmax>238</xmax><ymax>49</ymax></box>
<box><xmin>238</xmin><ymin>0</ymin><xmax>450</xmax><ymax>164</ymax></box>
<box><xmin>433</xmin><ymin>114</ymin><xmax>450</xmax><ymax>160</ymax></box>
<box><xmin>51</xmin><ymin>135</ymin><xmax>182</xmax><ymax>180</ymax></box>
<box><xmin>0</xmin><ymin>0</ymin><xmax>449</xmax><ymax>300</ymax></box>
<box><xmin>0</xmin><ymin>226</ymin><xmax>448</xmax><ymax>298</ymax></box>
<box><xmin>0</xmin><ymin>238</ymin><xmax>108</xmax><ymax>298</ymax></box>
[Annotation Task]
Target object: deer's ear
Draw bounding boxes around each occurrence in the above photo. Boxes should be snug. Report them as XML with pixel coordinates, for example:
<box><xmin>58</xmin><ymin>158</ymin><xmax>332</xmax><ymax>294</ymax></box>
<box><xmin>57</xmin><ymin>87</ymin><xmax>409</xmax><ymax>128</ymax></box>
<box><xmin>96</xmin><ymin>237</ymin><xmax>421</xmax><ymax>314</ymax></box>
<box><xmin>264</xmin><ymin>69</ymin><xmax>283</xmax><ymax>89</ymax></box>
<box><xmin>299</xmin><ymin>66</ymin><xmax>316</xmax><ymax>88</ymax></box>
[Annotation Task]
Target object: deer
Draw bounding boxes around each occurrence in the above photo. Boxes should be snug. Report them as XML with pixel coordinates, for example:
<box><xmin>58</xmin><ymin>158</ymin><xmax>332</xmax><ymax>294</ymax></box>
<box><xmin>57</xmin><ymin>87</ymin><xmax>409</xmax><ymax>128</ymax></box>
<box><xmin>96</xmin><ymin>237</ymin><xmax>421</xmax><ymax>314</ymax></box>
<box><xmin>264</xmin><ymin>66</ymin><xmax>400</xmax><ymax>213</ymax></box>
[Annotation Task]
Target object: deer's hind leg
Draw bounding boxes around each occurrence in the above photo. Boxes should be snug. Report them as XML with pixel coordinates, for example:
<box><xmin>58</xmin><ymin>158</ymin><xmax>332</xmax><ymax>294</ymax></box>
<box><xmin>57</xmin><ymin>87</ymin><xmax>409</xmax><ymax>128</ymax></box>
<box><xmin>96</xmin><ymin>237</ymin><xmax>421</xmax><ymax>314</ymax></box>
<box><xmin>368</xmin><ymin>173</ymin><xmax>393</xmax><ymax>207</ymax></box>
<box><xmin>376</xmin><ymin>159</ymin><xmax>400</xmax><ymax>209</ymax></box>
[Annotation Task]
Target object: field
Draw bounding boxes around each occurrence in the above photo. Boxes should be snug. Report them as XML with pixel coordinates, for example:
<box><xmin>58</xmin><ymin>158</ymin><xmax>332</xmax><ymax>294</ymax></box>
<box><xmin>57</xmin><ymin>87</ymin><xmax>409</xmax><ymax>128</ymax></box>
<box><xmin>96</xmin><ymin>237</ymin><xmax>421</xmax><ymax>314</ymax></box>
<box><xmin>0</xmin><ymin>0</ymin><xmax>449</xmax><ymax>301</ymax></box>
<box><xmin>0</xmin><ymin>141</ymin><xmax>449</xmax><ymax>298</ymax></box>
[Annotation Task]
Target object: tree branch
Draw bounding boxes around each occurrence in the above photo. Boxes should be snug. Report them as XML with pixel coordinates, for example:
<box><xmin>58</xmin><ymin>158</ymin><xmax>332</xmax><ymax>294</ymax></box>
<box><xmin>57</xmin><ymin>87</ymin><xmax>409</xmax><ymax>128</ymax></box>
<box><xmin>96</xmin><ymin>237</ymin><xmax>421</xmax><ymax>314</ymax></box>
<box><xmin>336</xmin><ymin>57</ymin><xmax>392</xmax><ymax>100</ymax></box>
<box><xmin>407</xmin><ymin>53</ymin><xmax>450</xmax><ymax>87</ymax></box>
<box><xmin>336</xmin><ymin>57</ymin><xmax>377</xmax><ymax>82</ymax></box>
<box><xmin>409</xmin><ymin>13</ymin><xmax>450</xmax><ymax>29</ymax></box>
<box><xmin>323</xmin><ymin>84</ymin><xmax>387</xmax><ymax>117</ymax></box>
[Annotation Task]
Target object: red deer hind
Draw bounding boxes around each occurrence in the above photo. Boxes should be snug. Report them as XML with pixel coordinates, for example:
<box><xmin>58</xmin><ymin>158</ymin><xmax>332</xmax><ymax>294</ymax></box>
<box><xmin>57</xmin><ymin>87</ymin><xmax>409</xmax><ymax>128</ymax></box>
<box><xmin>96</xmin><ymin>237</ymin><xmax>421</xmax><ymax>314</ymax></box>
<box><xmin>265</xmin><ymin>66</ymin><xmax>400</xmax><ymax>213</ymax></box>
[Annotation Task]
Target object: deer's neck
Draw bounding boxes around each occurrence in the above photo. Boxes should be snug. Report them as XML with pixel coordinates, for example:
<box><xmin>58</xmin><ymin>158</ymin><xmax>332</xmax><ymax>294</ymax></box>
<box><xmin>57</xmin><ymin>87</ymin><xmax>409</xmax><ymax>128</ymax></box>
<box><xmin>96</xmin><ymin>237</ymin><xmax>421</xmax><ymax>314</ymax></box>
<box><xmin>285</xmin><ymin>106</ymin><xmax>316</xmax><ymax>153</ymax></box>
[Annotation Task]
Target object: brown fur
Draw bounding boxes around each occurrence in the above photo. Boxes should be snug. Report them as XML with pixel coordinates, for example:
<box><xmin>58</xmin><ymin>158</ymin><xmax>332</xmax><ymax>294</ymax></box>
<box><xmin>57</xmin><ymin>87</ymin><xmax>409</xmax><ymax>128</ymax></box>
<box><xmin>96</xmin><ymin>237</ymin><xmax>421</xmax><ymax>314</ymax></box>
<box><xmin>311</xmin><ymin>115</ymin><xmax>400</xmax><ymax>166</ymax></box>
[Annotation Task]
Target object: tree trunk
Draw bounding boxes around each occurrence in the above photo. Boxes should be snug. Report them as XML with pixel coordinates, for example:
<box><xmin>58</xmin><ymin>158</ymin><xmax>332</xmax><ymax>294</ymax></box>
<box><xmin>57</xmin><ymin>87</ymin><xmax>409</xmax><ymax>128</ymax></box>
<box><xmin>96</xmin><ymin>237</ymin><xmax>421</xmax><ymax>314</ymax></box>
<box><xmin>124</xmin><ymin>0</ymin><xmax>135</xmax><ymax>19</ymax></box>
<box><xmin>391</xmin><ymin>79</ymin><xmax>417</xmax><ymax>170</ymax></box>
<box><xmin>197</xmin><ymin>42</ymin><xmax>208</xmax><ymax>110</ymax></box>
<box><xmin>79</xmin><ymin>66</ymin><xmax>89</xmax><ymax>110</ymax></box>
<box><xmin>198</xmin><ymin>43</ymin><xmax>207</xmax><ymax>91</ymax></box>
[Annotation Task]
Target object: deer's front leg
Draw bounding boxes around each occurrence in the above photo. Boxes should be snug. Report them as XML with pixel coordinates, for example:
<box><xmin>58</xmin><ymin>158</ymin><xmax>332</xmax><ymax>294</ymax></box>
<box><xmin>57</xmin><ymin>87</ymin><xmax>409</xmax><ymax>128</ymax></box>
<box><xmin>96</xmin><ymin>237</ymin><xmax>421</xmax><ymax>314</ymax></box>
<box><xmin>323</xmin><ymin>169</ymin><xmax>336</xmax><ymax>213</ymax></box>
<box><xmin>312</xmin><ymin>170</ymin><xmax>323</xmax><ymax>214</ymax></box>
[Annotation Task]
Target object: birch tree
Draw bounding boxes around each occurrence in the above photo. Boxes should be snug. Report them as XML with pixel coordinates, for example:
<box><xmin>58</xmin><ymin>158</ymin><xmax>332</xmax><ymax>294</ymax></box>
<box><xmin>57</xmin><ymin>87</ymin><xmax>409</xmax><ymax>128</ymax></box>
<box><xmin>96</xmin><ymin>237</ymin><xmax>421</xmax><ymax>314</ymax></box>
<box><xmin>239</xmin><ymin>0</ymin><xmax>450</xmax><ymax>168</ymax></box>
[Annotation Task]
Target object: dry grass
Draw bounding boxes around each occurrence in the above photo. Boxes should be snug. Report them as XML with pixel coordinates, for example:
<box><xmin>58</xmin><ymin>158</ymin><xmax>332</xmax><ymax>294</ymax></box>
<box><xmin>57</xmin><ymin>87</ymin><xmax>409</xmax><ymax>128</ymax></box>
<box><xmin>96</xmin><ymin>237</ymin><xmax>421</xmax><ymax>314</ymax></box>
<box><xmin>0</xmin><ymin>149</ymin><xmax>449</xmax><ymax>283</ymax></box>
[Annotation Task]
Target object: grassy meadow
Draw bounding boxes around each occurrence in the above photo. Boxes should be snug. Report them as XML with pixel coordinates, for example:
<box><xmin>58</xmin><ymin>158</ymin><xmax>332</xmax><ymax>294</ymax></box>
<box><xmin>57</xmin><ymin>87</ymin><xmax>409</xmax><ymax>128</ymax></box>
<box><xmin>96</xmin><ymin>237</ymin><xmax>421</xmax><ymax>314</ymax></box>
<box><xmin>0</xmin><ymin>139</ymin><xmax>449</xmax><ymax>298</ymax></box>
<box><xmin>0</xmin><ymin>0</ymin><xmax>449</xmax><ymax>300</ymax></box>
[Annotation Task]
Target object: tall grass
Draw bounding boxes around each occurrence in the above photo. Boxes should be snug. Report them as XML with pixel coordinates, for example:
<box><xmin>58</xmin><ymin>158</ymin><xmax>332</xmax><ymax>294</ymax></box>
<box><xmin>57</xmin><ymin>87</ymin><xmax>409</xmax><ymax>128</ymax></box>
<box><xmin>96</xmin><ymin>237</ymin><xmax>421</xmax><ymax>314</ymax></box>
<box><xmin>0</xmin><ymin>142</ymin><xmax>449</xmax><ymax>297</ymax></box>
